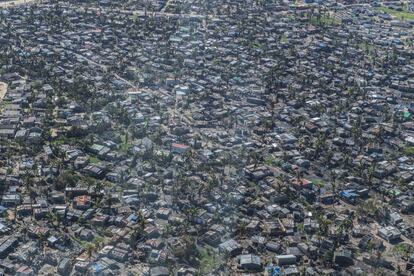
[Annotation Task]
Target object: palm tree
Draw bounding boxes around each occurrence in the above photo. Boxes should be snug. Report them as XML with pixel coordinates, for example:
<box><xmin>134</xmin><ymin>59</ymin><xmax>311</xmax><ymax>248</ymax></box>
<box><xmin>236</xmin><ymin>221</ymin><xmax>248</xmax><ymax>237</ymax></box>
<box><xmin>184</xmin><ymin>207</ymin><xmax>198</xmax><ymax>224</ymax></box>
<box><xmin>85</xmin><ymin>242</ymin><xmax>96</xmax><ymax>258</ymax></box>
<box><xmin>162</xmin><ymin>223</ymin><xmax>172</xmax><ymax>238</ymax></box>
<box><xmin>367</xmin><ymin>162</ymin><xmax>377</xmax><ymax>190</ymax></box>
<box><xmin>276</xmin><ymin>174</ymin><xmax>284</xmax><ymax>193</ymax></box>
<box><xmin>317</xmin><ymin>214</ymin><xmax>331</xmax><ymax>236</ymax></box>
<box><xmin>330</xmin><ymin>173</ymin><xmax>338</xmax><ymax>207</ymax></box>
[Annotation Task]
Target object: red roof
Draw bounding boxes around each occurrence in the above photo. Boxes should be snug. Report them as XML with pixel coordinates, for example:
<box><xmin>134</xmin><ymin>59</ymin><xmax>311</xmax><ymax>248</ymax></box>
<box><xmin>172</xmin><ymin>143</ymin><xmax>189</xmax><ymax>149</ymax></box>
<box><xmin>75</xmin><ymin>195</ymin><xmax>90</xmax><ymax>204</ymax></box>
<box><xmin>291</xmin><ymin>178</ymin><xmax>312</xmax><ymax>186</ymax></box>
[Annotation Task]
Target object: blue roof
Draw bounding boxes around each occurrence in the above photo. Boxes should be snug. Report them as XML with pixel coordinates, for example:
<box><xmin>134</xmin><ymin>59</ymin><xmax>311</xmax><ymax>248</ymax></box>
<box><xmin>266</xmin><ymin>264</ymin><xmax>281</xmax><ymax>276</ymax></box>
<box><xmin>340</xmin><ymin>190</ymin><xmax>358</xmax><ymax>198</ymax></box>
<box><xmin>127</xmin><ymin>213</ymin><xmax>138</xmax><ymax>222</ymax></box>
<box><xmin>91</xmin><ymin>263</ymin><xmax>104</xmax><ymax>272</ymax></box>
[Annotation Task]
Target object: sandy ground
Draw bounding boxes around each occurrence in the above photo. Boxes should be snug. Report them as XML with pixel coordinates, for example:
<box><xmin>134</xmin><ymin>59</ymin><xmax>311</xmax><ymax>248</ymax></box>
<box><xmin>0</xmin><ymin>82</ymin><xmax>7</xmax><ymax>101</ymax></box>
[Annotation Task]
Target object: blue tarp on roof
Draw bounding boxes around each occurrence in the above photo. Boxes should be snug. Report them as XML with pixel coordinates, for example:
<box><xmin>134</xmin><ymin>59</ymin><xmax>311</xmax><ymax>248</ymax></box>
<box><xmin>90</xmin><ymin>263</ymin><xmax>104</xmax><ymax>273</ymax></box>
<box><xmin>127</xmin><ymin>213</ymin><xmax>138</xmax><ymax>223</ymax></box>
<box><xmin>0</xmin><ymin>206</ymin><xmax>7</xmax><ymax>213</ymax></box>
<box><xmin>340</xmin><ymin>190</ymin><xmax>359</xmax><ymax>198</ymax></box>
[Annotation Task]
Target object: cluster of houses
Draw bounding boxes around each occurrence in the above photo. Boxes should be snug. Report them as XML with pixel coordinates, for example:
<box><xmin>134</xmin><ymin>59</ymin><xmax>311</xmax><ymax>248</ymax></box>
<box><xmin>0</xmin><ymin>0</ymin><xmax>413</xmax><ymax>275</ymax></box>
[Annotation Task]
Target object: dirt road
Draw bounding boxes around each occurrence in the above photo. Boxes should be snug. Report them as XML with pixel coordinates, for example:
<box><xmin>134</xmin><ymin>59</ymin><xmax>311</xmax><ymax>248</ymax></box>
<box><xmin>0</xmin><ymin>0</ymin><xmax>39</xmax><ymax>8</ymax></box>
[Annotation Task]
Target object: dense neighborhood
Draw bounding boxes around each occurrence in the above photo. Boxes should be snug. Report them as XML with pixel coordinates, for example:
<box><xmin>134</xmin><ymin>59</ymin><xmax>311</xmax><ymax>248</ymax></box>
<box><xmin>0</xmin><ymin>0</ymin><xmax>413</xmax><ymax>275</ymax></box>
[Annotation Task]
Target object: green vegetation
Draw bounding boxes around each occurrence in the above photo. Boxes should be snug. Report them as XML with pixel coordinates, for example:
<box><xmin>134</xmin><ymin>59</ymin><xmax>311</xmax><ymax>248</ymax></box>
<box><xmin>31</xmin><ymin>80</ymin><xmax>43</xmax><ymax>90</ymax></box>
<box><xmin>0</xmin><ymin>99</ymin><xmax>11</xmax><ymax>106</ymax></box>
<box><xmin>312</xmin><ymin>178</ymin><xmax>325</xmax><ymax>188</ymax></box>
<box><xmin>357</xmin><ymin>41</ymin><xmax>376</xmax><ymax>55</ymax></box>
<box><xmin>403</xmin><ymin>146</ymin><xmax>414</xmax><ymax>156</ymax></box>
<box><xmin>51</xmin><ymin>138</ymin><xmax>66</xmax><ymax>146</ymax></box>
<box><xmin>71</xmin><ymin>236</ymin><xmax>101</xmax><ymax>257</ymax></box>
<box><xmin>51</xmin><ymin>135</ymin><xmax>73</xmax><ymax>146</ymax></box>
<box><xmin>264</xmin><ymin>155</ymin><xmax>282</xmax><ymax>167</ymax></box>
<box><xmin>89</xmin><ymin>156</ymin><xmax>100</xmax><ymax>164</ymax></box>
<box><xmin>392</xmin><ymin>243</ymin><xmax>414</xmax><ymax>258</ymax></box>
<box><xmin>198</xmin><ymin>248</ymin><xmax>221</xmax><ymax>275</ymax></box>
<box><xmin>297</xmin><ymin>222</ymin><xmax>304</xmax><ymax>233</ymax></box>
<box><xmin>377</xmin><ymin>7</ymin><xmax>414</xmax><ymax>21</ymax></box>
<box><xmin>92</xmin><ymin>236</ymin><xmax>105</xmax><ymax>247</ymax></box>
<box><xmin>120</xmin><ymin>142</ymin><xmax>132</xmax><ymax>152</ymax></box>
<box><xmin>307</xmin><ymin>15</ymin><xmax>340</xmax><ymax>26</ymax></box>
<box><xmin>252</xmin><ymin>41</ymin><xmax>263</xmax><ymax>49</ymax></box>
<box><xmin>56</xmin><ymin>170</ymin><xmax>79</xmax><ymax>190</ymax></box>
<box><xmin>0</xmin><ymin>100</ymin><xmax>12</xmax><ymax>112</ymax></box>
<box><xmin>120</xmin><ymin>132</ymin><xmax>133</xmax><ymax>152</ymax></box>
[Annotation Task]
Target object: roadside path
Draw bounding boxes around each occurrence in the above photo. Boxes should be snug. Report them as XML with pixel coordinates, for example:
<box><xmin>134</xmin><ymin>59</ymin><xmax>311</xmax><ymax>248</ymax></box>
<box><xmin>73</xmin><ymin>52</ymin><xmax>138</xmax><ymax>89</ymax></box>
<box><xmin>0</xmin><ymin>0</ymin><xmax>39</xmax><ymax>8</ymax></box>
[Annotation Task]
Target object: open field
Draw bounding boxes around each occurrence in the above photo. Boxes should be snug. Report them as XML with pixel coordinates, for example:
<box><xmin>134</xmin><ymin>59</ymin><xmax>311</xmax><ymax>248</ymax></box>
<box><xmin>377</xmin><ymin>6</ymin><xmax>414</xmax><ymax>20</ymax></box>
